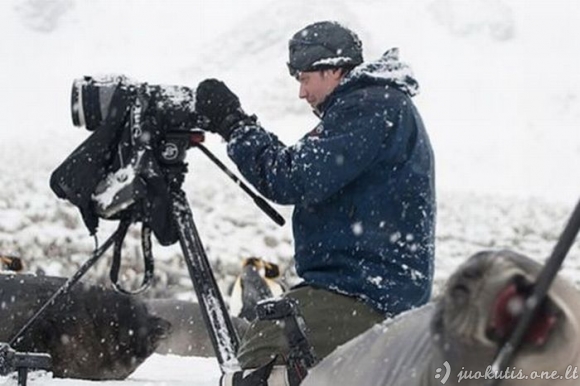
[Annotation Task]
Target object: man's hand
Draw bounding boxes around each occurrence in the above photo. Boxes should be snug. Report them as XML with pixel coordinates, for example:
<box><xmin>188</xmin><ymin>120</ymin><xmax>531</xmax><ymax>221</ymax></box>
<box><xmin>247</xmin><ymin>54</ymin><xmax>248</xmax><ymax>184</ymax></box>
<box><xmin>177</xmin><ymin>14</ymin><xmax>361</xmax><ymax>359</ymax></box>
<box><xmin>195</xmin><ymin>79</ymin><xmax>253</xmax><ymax>141</ymax></box>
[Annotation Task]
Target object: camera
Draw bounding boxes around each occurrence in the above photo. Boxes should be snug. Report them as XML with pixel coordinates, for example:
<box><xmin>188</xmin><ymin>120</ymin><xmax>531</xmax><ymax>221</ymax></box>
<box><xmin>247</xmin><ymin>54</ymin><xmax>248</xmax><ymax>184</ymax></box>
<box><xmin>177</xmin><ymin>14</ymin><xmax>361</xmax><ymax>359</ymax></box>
<box><xmin>52</xmin><ymin>75</ymin><xmax>205</xmax><ymax>242</ymax></box>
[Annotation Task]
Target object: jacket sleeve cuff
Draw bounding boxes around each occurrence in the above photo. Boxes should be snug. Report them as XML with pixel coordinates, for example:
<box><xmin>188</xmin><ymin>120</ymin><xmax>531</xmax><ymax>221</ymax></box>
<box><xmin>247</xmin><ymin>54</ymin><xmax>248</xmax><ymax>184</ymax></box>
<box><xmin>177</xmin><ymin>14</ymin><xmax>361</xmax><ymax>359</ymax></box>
<box><xmin>220</xmin><ymin>113</ymin><xmax>258</xmax><ymax>141</ymax></box>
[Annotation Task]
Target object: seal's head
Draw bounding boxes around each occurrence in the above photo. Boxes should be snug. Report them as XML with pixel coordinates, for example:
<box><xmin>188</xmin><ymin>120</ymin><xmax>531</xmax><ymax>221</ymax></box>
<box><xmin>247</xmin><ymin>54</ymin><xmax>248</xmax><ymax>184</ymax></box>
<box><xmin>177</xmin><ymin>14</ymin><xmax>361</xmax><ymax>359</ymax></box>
<box><xmin>432</xmin><ymin>250</ymin><xmax>580</xmax><ymax>379</ymax></box>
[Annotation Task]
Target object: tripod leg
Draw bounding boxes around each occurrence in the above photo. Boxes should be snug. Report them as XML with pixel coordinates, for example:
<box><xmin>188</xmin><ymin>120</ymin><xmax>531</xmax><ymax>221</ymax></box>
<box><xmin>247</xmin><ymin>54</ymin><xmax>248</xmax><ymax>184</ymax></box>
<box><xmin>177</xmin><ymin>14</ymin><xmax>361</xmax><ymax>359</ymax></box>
<box><xmin>8</xmin><ymin>221</ymin><xmax>128</xmax><ymax>346</ymax></box>
<box><xmin>17</xmin><ymin>368</ymin><xmax>27</xmax><ymax>386</ymax></box>
<box><xmin>171</xmin><ymin>190</ymin><xmax>240</xmax><ymax>372</ymax></box>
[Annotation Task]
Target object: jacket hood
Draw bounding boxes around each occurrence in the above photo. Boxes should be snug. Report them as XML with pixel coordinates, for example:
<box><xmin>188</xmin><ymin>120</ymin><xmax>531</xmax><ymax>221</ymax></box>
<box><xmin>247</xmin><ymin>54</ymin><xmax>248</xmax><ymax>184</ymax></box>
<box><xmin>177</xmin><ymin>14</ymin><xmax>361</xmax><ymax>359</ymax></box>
<box><xmin>344</xmin><ymin>47</ymin><xmax>420</xmax><ymax>97</ymax></box>
<box><xmin>316</xmin><ymin>48</ymin><xmax>420</xmax><ymax>115</ymax></box>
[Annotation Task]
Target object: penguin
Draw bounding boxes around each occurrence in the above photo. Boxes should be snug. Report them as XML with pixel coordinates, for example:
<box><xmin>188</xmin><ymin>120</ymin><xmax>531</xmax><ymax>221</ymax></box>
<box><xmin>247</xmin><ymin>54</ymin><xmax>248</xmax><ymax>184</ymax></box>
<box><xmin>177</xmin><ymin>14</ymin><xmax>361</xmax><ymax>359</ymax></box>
<box><xmin>0</xmin><ymin>255</ymin><xmax>23</xmax><ymax>272</ymax></box>
<box><xmin>229</xmin><ymin>257</ymin><xmax>285</xmax><ymax>321</ymax></box>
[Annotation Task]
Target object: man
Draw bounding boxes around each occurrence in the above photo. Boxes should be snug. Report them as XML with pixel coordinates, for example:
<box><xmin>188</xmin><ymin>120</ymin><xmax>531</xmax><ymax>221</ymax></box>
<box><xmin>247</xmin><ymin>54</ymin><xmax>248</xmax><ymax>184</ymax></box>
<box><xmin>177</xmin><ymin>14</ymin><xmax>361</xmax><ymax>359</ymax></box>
<box><xmin>195</xmin><ymin>20</ymin><xmax>435</xmax><ymax>374</ymax></box>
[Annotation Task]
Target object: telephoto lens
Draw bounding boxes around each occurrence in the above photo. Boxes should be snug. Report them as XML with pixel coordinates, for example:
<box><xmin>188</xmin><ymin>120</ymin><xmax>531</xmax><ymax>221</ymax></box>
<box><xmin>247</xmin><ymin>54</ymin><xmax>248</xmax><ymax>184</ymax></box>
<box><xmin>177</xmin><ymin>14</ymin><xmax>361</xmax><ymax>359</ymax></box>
<box><xmin>70</xmin><ymin>75</ymin><xmax>133</xmax><ymax>131</ymax></box>
<box><xmin>70</xmin><ymin>75</ymin><xmax>198</xmax><ymax>132</ymax></box>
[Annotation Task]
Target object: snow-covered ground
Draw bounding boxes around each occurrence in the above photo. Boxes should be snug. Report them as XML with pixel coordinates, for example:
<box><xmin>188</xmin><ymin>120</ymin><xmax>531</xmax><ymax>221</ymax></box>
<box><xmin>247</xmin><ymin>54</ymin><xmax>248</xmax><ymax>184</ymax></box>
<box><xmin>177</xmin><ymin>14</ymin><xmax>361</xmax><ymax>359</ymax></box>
<box><xmin>1</xmin><ymin>0</ymin><xmax>580</xmax><ymax>385</ymax></box>
<box><xmin>1</xmin><ymin>355</ymin><xmax>221</xmax><ymax>386</ymax></box>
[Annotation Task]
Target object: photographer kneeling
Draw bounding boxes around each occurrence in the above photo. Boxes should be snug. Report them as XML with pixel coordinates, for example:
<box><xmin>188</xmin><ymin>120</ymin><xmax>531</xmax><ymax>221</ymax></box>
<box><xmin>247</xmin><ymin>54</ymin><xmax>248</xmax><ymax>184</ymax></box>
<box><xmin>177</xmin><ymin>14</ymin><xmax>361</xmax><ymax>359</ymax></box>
<box><xmin>195</xmin><ymin>21</ymin><xmax>436</xmax><ymax>383</ymax></box>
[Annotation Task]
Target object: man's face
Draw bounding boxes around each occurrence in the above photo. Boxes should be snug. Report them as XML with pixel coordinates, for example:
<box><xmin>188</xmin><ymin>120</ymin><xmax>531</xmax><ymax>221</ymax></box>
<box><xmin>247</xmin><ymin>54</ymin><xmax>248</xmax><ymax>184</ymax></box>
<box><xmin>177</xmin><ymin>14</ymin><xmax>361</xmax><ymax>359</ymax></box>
<box><xmin>297</xmin><ymin>69</ymin><xmax>343</xmax><ymax>109</ymax></box>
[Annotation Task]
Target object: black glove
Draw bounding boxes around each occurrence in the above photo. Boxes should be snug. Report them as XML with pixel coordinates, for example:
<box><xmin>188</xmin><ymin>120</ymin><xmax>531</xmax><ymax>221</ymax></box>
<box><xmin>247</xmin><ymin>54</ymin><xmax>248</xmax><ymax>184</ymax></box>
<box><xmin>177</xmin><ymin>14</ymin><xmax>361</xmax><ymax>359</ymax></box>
<box><xmin>195</xmin><ymin>79</ymin><xmax>255</xmax><ymax>141</ymax></box>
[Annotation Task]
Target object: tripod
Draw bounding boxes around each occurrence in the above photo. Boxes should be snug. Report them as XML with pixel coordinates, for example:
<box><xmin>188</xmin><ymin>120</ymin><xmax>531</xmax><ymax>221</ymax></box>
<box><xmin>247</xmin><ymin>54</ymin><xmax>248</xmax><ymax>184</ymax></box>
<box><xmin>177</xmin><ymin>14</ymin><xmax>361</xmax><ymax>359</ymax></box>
<box><xmin>0</xmin><ymin>142</ymin><xmax>285</xmax><ymax>383</ymax></box>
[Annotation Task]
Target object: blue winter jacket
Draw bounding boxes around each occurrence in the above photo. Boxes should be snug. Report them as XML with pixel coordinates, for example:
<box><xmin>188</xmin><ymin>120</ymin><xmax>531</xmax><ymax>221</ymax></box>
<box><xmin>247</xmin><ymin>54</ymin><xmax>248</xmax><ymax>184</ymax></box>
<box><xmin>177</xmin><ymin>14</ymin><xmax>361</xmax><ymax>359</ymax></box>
<box><xmin>227</xmin><ymin>48</ymin><xmax>436</xmax><ymax>316</ymax></box>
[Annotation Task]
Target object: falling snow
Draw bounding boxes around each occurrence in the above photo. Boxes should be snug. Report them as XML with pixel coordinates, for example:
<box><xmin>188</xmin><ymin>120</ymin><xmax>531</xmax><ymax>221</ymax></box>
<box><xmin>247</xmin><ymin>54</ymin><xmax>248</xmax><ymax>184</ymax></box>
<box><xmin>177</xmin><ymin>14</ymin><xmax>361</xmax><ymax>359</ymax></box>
<box><xmin>1</xmin><ymin>0</ymin><xmax>580</xmax><ymax>385</ymax></box>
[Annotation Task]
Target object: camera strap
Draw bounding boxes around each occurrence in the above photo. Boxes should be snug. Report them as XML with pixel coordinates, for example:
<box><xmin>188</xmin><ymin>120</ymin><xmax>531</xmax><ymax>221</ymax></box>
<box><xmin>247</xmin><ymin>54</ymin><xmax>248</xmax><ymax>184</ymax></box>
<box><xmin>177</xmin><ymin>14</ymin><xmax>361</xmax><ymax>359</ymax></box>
<box><xmin>108</xmin><ymin>216</ymin><xmax>155</xmax><ymax>295</ymax></box>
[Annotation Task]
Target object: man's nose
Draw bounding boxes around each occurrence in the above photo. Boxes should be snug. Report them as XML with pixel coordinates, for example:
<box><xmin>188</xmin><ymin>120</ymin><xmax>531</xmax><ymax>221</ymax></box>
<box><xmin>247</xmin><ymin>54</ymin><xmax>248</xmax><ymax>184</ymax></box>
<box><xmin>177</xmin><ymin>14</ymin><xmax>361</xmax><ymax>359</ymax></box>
<box><xmin>299</xmin><ymin>83</ymin><xmax>307</xmax><ymax>99</ymax></box>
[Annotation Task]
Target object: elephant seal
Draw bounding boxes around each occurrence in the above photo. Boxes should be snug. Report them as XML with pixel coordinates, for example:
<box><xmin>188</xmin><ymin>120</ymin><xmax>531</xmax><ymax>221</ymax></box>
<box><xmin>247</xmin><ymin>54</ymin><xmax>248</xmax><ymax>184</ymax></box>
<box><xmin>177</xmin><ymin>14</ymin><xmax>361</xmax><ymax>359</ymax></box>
<box><xmin>0</xmin><ymin>273</ymin><xmax>170</xmax><ymax>380</ymax></box>
<box><xmin>303</xmin><ymin>250</ymin><xmax>580</xmax><ymax>386</ymax></box>
<box><xmin>144</xmin><ymin>298</ymin><xmax>249</xmax><ymax>357</ymax></box>
<box><xmin>144</xmin><ymin>258</ymin><xmax>283</xmax><ymax>357</ymax></box>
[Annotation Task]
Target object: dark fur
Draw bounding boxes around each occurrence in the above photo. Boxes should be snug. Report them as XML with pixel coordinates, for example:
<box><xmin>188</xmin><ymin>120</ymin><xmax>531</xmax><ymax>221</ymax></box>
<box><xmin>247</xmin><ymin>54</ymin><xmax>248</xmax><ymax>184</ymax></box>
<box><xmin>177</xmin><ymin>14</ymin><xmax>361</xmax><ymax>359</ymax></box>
<box><xmin>0</xmin><ymin>274</ymin><xmax>170</xmax><ymax>380</ymax></box>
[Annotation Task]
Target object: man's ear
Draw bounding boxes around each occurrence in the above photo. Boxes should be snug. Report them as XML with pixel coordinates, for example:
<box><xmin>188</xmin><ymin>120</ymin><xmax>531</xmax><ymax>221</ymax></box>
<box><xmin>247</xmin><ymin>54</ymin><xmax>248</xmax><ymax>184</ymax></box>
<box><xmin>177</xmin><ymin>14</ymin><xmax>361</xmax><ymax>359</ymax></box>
<box><xmin>330</xmin><ymin>68</ymin><xmax>345</xmax><ymax>81</ymax></box>
<box><xmin>322</xmin><ymin>68</ymin><xmax>343</xmax><ymax>81</ymax></box>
